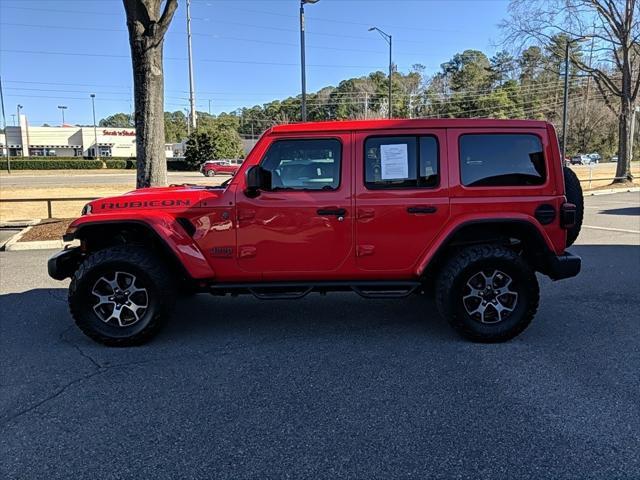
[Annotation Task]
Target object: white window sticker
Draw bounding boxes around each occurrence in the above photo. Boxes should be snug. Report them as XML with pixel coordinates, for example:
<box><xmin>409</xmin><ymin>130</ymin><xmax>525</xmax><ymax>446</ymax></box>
<box><xmin>380</xmin><ymin>144</ymin><xmax>409</xmax><ymax>180</ymax></box>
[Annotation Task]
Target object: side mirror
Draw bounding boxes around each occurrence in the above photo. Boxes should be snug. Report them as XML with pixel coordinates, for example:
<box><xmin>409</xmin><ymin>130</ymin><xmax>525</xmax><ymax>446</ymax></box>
<box><xmin>245</xmin><ymin>165</ymin><xmax>268</xmax><ymax>197</ymax></box>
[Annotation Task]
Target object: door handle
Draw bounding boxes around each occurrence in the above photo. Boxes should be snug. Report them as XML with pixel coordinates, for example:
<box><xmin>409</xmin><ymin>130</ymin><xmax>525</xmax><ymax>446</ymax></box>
<box><xmin>317</xmin><ymin>208</ymin><xmax>347</xmax><ymax>216</ymax></box>
<box><xmin>407</xmin><ymin>206</ymin><xmax>437</xmax><ymax>214</ymax></box>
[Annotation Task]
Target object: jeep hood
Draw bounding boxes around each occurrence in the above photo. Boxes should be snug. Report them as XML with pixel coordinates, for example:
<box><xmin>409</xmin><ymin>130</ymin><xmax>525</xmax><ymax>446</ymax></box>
<box><xmin>84</xmin><ymin>184</ymin><xmax>226</xmax><ymax>215</ymax></box>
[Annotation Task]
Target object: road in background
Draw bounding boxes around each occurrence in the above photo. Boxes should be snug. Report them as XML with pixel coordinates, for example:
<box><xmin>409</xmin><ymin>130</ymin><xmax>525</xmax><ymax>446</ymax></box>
<box><xmin>1</xmin><ymin>192</ymin><xmax>639</xmax><ymax>479</ymax></box>
<box><xmin>0</xmin><ymin>171</ymin><xmax>214</xmax><ymax>188</ymax></box>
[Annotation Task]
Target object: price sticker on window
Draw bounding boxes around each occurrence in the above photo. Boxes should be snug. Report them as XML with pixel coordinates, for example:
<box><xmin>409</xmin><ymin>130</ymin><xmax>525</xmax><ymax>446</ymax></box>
<box><xmin>380</xmin><ymin>144</ymin><xmax>409</xmax><ymax>180</ymax></box>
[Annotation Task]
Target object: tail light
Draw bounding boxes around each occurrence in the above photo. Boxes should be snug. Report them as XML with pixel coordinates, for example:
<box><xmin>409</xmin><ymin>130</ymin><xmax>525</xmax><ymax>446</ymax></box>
<box><xmin>561</xmin><ymin>203</ymin><xmax>577</xmax><ymax>229</ymax></box>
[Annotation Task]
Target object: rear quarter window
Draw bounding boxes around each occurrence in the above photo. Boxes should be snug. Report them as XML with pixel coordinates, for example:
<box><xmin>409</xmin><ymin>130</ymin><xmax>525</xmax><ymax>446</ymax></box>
<box><xmin>459</xmin><ymin>134</ymin><xmax>546</xmax><ymax>187</ymax></box>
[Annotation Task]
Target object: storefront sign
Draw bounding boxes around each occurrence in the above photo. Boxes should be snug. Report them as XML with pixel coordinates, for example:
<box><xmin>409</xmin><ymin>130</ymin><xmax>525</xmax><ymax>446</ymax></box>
<box><xmin>102</xmin><ymin>130</ymin><xmax>136</xmax><ymax>137</ymax></box>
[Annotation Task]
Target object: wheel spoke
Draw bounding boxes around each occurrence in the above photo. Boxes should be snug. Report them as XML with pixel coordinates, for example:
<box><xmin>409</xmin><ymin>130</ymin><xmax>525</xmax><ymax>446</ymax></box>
<box><xmin>463</xmin><ymin>287</ymin><xmax>483</xmax><ymax>302</ymax></box>
<box><xmin>467</xmin><ymin>303</ymin><xmax>487</xmax><ymax>322</ymax></box>
<box><xmin>108</xmin><ymin>304</ymin><xmax>125</xmax><ymax>327</ymax></box>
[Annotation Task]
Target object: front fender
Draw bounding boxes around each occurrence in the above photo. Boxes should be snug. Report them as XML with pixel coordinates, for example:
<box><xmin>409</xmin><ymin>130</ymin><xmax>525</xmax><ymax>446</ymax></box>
<box><xmin>67</xmin><ymin>213</ymin><xmax>215</xmax><ymax>279</ymax></box>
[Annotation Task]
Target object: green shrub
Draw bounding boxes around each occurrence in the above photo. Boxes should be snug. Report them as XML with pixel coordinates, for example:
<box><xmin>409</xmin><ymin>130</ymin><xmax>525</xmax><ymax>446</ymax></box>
<box><xmin>0</xmin><ymin>159</ymin><xmax>104</xmax><ymax>170</ymax></box>
<box><xmin>105</xmin><ymin>159</ymin><xmax>127</xmax><ymax>169</ymax></box>
<box><xmin>0</xmin><ymin>157</ymin><xmax>137</xmax><ymax>170</ymax></box>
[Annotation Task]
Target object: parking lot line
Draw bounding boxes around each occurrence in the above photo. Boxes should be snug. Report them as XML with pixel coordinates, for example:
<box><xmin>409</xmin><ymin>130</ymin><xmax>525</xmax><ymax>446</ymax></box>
<box><xmin>582</xmin><ymin>225</ymin><xmax>640</xmax><ymax>234</ymax></box>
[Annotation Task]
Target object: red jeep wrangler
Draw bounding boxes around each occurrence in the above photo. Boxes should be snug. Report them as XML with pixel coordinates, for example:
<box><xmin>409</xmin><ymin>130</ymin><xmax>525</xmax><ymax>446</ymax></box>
<box><xmin>49</xmin><ymin>119</ymin><xmax>583</xmax><ymax>346</ymax></box>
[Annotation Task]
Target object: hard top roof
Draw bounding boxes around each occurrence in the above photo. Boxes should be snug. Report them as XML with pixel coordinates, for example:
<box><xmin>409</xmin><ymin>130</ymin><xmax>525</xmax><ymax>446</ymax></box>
<box><xmin>269</xmin><ymin>118</ymin><xmax>551</xmax><ymax>134</ymax></box>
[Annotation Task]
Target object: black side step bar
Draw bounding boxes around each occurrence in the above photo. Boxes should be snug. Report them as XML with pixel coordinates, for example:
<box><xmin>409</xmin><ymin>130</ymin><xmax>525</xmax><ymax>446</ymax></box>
<box><xmin>208</xmin><ymin>281</ymin><xmax>421</xmax><ymax>300</ymax></box>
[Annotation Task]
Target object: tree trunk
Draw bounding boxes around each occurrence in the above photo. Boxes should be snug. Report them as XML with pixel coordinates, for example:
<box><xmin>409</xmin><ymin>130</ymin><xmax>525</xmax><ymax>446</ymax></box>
<box><xmin>123</xmin><ymin>0</ymin><xmax>177</xmax><ymax>189</ymax></box>
<box><xmin>131</xmin><ymin>40</ymin><xmax>167</xmax><ymax>188</ymax></box>
<box><xmin>614</xmin><ymin>69</ymin><xmax>634</xmax><ymax>184</ymax></box>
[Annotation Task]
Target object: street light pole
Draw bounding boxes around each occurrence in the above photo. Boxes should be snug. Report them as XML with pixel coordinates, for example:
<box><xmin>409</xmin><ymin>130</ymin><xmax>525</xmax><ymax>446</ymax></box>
<box><xmin>561</xmin><ymin>36</ymin><xmax>590</xmax><ymax>160</ymax></box>
<box><xmin>630</xmin><ymin>105</ymin><xmax>639</xmax><ymax>163</ymax></box>
<box><xmin>0</xmin><ymin>76</ymin><xmax>9</xmax><ymax>172</ymax></box>
<box><xmin>57</xmin><ymin>105</ymin><xmax>67</xmax><ymax>126</ymax></box>
<box><xmin>186</xmin><ymin>0</ymin><xmax>197</xmax><ymax>131</ymax></box>
<box><xmin>90</xmin><ymin>94</ymin><xmax>100</xmax><ymax>160</ymax></box>
<box><xmin>300</xmin><ymin>0</ymin><xmax>319</xmax><ymax>122</ymax></box>
<box><xmin>561</xmin><ymin>41</ymin><xmax>571</xmax><ymax>160</ymax></box>
<box><xmin>369</xmin><ymin>27</ymin><xmax>393</xmax><ymax>119</ymax></box>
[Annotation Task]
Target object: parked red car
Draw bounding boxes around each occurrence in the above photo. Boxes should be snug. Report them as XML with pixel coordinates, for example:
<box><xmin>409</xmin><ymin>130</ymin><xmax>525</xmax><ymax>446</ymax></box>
<box><xmin>49</xmin><ymin>119</ymin><xmax>583</xmax><ymax>346</ymax></box>
<box><xmin>201</xmin><ymin>160</ymin><xmax>239</xmax><ymax>177</ymax></box>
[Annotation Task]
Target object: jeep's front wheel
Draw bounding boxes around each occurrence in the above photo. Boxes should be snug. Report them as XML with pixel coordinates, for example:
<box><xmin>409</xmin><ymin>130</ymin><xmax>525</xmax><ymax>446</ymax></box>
<box><xmin>435</xmin><ymin>245</ymin><xmax>539</xmax><ymax>343</ymax></box>
<box><xmin>69</xmin><ymin>246</ymin><xmax>175</xmax><ymax>346</ymax></box>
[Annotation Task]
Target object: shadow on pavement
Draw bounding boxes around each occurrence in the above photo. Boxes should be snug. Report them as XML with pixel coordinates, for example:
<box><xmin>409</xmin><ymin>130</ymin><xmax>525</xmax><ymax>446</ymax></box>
<box><xmin>598</xmin><ymin>206</ymin><xmax>640</xmax><ymax>216</ymax></box>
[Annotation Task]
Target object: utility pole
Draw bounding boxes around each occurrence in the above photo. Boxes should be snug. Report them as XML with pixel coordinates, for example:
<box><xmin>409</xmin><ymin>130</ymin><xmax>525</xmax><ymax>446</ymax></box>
<box><xmin>299</xmin><ymin>0</ymin><xmax>320</xmax><ymax>122</ymax></box>
<box><xmin>90</xmin><ymin>94</ymin><xmax>100</xmax><ymax>160</ymax></box>
<box><xmin>208</xmin><ymin>99</ymin><xmax>211</xmax><ymax>115</ymax></box>
<box><xmin>364</xmin><ymin>92</ymin><xmax>369</xmax><ymax>119</ymax></box>
<box><xmin>186</xmin><ymin>0</ymin><xmax>197</xmax><ymax>130</ymax></box>
<box><xmin>369</xmin><ymin>27</ymin><xmax>393</xmax><ymax>119</ymax></box>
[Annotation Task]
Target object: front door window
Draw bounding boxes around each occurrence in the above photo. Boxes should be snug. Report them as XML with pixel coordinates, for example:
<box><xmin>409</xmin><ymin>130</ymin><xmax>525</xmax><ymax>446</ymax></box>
<box><xmin>234</xmin><ymin>136</ymin><xmax>352</xmax><ymax>278</ymax></box>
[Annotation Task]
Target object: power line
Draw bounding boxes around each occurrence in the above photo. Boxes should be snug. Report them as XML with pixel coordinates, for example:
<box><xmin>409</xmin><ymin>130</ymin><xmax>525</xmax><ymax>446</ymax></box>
<box><xmin>0</xmin><ymin>22</ymin><xmax>447</xmax><ymax>58</ymax></box>
<box><xmin>0</xmin><ymin>49</ymin><xmax>390</xmax><ymax>70</ymax></box>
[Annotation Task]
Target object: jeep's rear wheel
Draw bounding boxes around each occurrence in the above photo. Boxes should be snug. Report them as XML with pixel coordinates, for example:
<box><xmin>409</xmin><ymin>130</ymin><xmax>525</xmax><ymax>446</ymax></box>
<box><xmin>69</xmin><ymin>246</ymin><xmax>175</xmax><ymax>346</ymax></box>
<box><xmin>435</xmin><ymin>245</ymin><xmax>539</xmax><ymax>343</ymax></box>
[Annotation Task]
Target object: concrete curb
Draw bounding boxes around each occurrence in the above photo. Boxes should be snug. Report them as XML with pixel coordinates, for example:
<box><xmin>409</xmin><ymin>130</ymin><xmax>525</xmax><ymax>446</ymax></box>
<box><xmin>583</xmin><ymin>186</ymin><xmax>639</xmax><ymax>196</ymax></box>
<box><xmin>3</xmin><ymin>226</ymin><xmax>32</xmax><ymax>250</ymax></box>
<box><xmin>5</xmin><ymin>237</ymin><xmax>79</xmax><ymax>251</ymax></box>
<box><xmin>3</xmin><ymin>224</ymin><xmax>79</xmax><ymax>251</ymax></box>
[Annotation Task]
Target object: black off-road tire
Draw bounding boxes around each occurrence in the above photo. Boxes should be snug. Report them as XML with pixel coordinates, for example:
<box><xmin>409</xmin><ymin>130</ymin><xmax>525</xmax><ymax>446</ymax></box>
<box><xmin>563</xmin><ymin>166</ymin><xmax>584</xmax><ymax>246</ymax></box>
<box><xmin>435</xmin><ymin>245</ymin><xmax>540</xmax><ymax>343</ymax></box>
<box><xmin>69</xmin><ymin>246</ymin><xmax>175</xmax><ymax>347</ymax></box>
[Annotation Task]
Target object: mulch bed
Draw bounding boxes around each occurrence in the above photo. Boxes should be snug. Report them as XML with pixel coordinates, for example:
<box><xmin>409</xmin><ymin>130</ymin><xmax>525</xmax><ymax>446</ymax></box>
<box><xmin>19</xmin><ymin>218</ymin><xmax>74</xmax><ymax>242</ymax></box>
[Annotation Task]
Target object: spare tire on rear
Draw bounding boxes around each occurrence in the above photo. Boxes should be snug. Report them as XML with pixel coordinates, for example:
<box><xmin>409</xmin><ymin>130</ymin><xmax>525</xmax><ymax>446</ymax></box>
<box><xmin>563</xmin><ymin>166</ymin><xmax>584</xmax><ymax>247</ymax></box>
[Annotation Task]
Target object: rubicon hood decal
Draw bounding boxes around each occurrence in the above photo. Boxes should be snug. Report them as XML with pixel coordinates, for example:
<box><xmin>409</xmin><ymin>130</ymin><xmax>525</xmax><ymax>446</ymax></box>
<box><xmin>99</xmin><ymin>199</ymin><xmax>191</xmax><ymax>210</ymax></box>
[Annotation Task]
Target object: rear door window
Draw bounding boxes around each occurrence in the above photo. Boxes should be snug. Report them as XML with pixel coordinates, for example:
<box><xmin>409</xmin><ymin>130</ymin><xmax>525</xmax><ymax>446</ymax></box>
<box><xmin>364</xmin><ymin>135</ymin><xmax>439</xmax><ymax>189</ymax></box>
<box><xmin>459</xmin><ymin>134</ymin><xmax>546</xmax><ymax>187</ymax></box>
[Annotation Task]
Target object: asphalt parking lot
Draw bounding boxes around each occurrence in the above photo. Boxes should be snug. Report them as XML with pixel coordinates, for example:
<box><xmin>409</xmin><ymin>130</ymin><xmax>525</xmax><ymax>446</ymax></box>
<box><xmin>1</xmin><ymin>191</ymin><xmax>639</xmax><ymax>479</ymax></box>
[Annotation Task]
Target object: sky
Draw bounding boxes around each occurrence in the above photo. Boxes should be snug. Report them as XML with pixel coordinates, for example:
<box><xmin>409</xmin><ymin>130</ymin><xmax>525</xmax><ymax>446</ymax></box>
<box><xmin>0</xmin><ymin>0</ymin><xmax>510</xmax><ymax>126</ymax></box>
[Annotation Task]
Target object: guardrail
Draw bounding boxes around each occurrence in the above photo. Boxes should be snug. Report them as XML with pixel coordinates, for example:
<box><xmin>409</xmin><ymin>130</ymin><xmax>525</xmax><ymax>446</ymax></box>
<box><xmin>0</xmin><ymin>197</ymin><xmax>98</xmax><ymax>219</ymax></box>
<box><xmin>579</xmin><ymin>174</ymin><xmax>629</xmax><ymax>189</ymax></box>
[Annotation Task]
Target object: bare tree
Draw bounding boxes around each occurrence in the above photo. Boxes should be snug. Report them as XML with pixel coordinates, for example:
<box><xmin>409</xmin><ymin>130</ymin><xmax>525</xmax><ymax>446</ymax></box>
<box><xmin>123</xmin><ymin>0</ymin><xmax>178</xmax><ymax>188</ymax></box>
<box><xmin>502</xmin><ymin>0</ymin><xmax>639</xmax><ymax>182</ymax></box>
